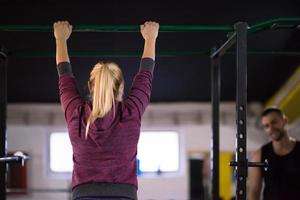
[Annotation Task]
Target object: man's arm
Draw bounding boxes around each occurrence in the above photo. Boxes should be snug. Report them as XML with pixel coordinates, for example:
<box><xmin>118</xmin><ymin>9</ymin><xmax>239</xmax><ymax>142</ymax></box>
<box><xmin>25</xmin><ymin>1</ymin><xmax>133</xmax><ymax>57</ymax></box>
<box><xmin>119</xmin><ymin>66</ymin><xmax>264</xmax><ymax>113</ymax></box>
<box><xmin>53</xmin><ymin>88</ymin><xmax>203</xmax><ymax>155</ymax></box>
<box><xmin>248</xmin><ymin>149</ymin><xmax>263</xmax><ymax>200</ymax></box>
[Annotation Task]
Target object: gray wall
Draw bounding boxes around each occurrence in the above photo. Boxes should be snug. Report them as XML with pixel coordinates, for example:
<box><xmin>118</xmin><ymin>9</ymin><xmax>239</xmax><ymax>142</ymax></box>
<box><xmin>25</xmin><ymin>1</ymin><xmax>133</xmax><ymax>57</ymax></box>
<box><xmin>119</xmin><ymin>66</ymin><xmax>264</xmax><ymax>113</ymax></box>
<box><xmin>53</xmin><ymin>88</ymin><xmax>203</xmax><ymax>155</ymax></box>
<box><xmin>6</xmin><ymin>102</ymin><xmax>274</xmax><ymax>200</ymax></box>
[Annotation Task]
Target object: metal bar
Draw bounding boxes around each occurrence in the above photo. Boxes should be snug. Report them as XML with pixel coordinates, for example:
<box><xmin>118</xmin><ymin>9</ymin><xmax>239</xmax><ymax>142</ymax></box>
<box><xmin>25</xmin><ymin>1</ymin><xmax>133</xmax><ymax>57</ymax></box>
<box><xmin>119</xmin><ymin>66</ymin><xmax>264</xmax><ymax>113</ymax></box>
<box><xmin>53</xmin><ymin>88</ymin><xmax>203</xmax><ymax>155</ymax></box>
<box><xmin>0</xmin><ymin>17</ymin><xmax>299</xmax><ymax>33</ymax></box>
<box><xmin>0</xmin><ymin>157</ymin><xmax>22</xmax><ymax>163</ymax></box>
<box><xmin>229</xmin><ymin>161</ymin><xmax>268</xmax><ymax>168</ymax></box>
<box><xmin>210</xmin><ymin>32</ymin><xmax>237</xmax><ymax>58</ymax></box>
<box><xmin>0</xmin><ymin>156</ymin><xmax>30</xmax><ymax>164</ymax></box>
<box><xmin>0</xmin><ymin>47</ymin><xmax>8</xmax><ymax>200</ymax></box>
<box><xmin>10</xmin><ymin>50</ymin><xmax>300</xmax><ymax>58</ymax></box>
<box><xmin>0</xmin><ymin>25</ymin><xmax>233</xmax><ymax>32</ymax></box>
<box><xmin>234</xmin><ymin>22</ymin><xmax>248</xmax><ymax>200</ymax></box>
<box><xmin>248</xmin><ymin>17</ymin><xmax>300</xmax><ymax>33</ymax></box>
<box><xmin>211</xmin><ymin>46</ymin><xmax>220</xmax><ymax>200</ymax></box>
<box><xmin>13</xmin><ymin>50</ymin><xmax>210</xmax><ymax>58</ymax></box>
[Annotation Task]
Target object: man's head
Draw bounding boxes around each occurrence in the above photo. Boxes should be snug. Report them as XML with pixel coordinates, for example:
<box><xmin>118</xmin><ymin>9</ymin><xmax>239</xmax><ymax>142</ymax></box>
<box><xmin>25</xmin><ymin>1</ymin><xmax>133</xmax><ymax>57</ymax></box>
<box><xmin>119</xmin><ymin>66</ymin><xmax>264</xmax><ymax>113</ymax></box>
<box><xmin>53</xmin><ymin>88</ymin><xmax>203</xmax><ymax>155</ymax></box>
<box><xmin>261</xmin><ymin>107</ymin><xmax>288</xmax><ymax>141</ymax></box>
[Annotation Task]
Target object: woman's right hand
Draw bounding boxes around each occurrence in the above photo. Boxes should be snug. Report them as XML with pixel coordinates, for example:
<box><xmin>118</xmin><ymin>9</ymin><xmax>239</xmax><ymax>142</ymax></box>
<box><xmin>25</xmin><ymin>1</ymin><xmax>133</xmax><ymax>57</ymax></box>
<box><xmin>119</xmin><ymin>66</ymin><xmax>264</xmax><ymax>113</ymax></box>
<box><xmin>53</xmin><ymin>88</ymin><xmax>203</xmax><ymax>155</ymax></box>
<box><xmin>140</xmin><ymin>21</ymin><xmax>159</xmax><ymax>41</ymax></box>
<box><xmin>53</xmin><ymin>21</ymin><xmax>73</xmax><ymax>41</ymax></box>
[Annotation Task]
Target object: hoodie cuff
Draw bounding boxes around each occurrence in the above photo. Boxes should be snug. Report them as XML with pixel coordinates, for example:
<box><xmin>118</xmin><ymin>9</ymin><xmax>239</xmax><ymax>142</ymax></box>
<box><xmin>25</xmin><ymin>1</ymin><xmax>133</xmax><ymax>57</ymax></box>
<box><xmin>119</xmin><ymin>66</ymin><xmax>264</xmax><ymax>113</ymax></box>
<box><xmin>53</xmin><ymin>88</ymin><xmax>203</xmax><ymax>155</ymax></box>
<box><xmin>57</xmin><ymin>62</ymin><xmax>72</xmax><ymax>76</ymax></box>
<box><xmin>139</xmin><ymin>57</ymin><xmax>155</xmax><ymax>73</ymax></box>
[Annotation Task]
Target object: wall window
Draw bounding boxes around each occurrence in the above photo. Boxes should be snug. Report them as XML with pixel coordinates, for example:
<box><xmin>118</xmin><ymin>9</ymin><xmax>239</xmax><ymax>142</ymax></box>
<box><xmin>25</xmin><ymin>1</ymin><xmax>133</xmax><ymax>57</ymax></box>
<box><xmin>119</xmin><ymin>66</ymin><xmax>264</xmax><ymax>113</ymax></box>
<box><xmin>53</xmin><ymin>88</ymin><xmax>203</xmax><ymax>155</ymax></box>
<box><xmin>137</xmin><ymin>131</ymin><xmax>179</xmax><ymax>173</ymax></box>
<box><xmin>49</xmin><ymin>132</ymin><xmax>72</xmax><ymax>173</ymax></box>
<box><xmin>49</xmin><ymin>131</ymin><xmax>179</xmax><ymax>175</ymax></box>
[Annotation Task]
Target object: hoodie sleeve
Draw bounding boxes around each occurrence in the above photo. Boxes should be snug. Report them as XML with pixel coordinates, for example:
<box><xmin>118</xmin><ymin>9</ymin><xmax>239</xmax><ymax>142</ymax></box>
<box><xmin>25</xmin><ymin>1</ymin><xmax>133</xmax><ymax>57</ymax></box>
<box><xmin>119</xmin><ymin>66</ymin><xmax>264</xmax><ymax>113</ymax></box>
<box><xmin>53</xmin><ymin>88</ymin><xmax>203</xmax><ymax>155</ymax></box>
<box><xmin>124</xmin><ymin>57</ymin><xmax>155</xmax><ymax>119</ymax></box>
<box><xmin>57</xmin><ymin>62</ymin><xmax>84</xmax><ymax>122</ymax></box>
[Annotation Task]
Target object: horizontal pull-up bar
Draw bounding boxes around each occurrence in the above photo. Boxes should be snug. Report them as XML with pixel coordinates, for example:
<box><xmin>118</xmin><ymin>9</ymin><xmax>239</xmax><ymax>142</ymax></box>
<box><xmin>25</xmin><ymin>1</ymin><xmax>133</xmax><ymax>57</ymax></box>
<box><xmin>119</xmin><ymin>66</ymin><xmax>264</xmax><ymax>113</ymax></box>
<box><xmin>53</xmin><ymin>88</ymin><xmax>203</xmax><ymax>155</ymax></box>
<box><xmin>0</xmin><ymin>17</ymin><xmax>299</xmax><ymax>33</ymax></box>
<box><xmin>0</xmin><ymin>25</ymin><xmax>233</xmax><ymax>32</ymax></box>
<box><xmin>249</xmin><ymin>17</ymin><xmax>300</xmax><ymax>33</ymax></box>
<box><xmin>11</xmin><ymin>50</ymin><xmax>300</xmax><ymax>57</ymax></box>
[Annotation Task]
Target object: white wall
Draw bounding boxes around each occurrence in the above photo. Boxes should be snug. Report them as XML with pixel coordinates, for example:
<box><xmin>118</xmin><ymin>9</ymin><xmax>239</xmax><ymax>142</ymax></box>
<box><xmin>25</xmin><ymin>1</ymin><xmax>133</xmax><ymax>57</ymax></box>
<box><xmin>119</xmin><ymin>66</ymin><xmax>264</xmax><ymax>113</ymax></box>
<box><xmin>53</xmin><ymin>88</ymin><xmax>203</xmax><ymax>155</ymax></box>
<box><xmin>5</xmin><ymin>102</ymin><xmax>271</xmax><ymax>200</ymax></box>
<box><xmin>7</xmin><ymin>126</ymin><xmax>71</xmax><ymax>200</ymax></box>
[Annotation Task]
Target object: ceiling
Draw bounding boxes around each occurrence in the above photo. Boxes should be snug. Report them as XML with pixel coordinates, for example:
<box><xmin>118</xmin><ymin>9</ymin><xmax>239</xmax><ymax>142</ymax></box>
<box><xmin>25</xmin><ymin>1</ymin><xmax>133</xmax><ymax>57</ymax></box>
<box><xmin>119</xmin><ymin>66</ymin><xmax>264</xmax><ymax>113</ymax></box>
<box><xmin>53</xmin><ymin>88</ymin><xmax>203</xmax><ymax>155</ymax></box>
<box><xmin>1</xmin><ymin>1</ymin><xmax>300</xmax><ymax>103</ymax></box>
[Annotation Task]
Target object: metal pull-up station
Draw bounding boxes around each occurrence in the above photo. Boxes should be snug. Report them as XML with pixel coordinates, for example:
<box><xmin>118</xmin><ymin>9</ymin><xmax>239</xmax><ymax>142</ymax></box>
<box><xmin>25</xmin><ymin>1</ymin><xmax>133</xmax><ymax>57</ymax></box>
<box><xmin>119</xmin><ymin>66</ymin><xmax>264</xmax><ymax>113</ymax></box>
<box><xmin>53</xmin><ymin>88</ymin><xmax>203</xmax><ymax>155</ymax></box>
<box><xmin>210</xmin><ymin>18</ymin><xmax>299</xmax><ymax>200</ymax></box>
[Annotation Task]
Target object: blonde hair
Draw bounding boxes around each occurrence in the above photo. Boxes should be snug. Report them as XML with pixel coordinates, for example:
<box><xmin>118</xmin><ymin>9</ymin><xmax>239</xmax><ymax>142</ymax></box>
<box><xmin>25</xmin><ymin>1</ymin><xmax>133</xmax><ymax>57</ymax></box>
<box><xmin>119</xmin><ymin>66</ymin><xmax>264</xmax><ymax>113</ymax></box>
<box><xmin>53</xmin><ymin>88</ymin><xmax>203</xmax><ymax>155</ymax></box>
<box><xmin>85</xmin><ymin>61</ymin><xmax>124</xmax><ymax>138</ymax></box>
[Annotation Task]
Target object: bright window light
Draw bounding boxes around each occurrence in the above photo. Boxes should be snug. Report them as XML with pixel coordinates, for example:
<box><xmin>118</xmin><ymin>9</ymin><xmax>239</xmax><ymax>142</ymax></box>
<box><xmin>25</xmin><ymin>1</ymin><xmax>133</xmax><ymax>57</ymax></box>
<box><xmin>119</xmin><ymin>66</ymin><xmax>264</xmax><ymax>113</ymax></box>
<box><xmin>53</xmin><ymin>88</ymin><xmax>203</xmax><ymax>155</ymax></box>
<box><xmin>50</xmin><ymin>132</ymin><xmax>73</xmax><ymax>172</ymax></box>
<box><xmin>137</xmin><ymin>131</ymin><xmax>179</xmax><ymax>173</ymax></box>
<box><xmin>49</xmin><ymin>131</ymin><xmax>180</xmax><ymax>174</ymax></box>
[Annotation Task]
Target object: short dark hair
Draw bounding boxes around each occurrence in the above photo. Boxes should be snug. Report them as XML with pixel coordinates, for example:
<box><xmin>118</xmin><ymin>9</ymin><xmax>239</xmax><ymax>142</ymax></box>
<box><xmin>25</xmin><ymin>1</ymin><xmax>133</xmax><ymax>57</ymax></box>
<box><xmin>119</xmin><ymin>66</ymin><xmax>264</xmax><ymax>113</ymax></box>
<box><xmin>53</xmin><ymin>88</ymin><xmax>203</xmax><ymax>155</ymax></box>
<box><xmin>261</xmin><ymin>107</ymin><xmax>285</xmax><ymax>118</ymax></box>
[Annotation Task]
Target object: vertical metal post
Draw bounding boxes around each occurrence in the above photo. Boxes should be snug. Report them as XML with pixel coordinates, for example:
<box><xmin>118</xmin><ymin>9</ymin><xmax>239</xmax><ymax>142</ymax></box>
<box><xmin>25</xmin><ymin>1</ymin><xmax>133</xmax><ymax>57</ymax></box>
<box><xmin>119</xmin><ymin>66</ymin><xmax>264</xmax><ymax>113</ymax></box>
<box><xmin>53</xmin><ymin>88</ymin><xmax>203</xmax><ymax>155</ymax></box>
<box><xmin>211</xmin><ymin>47</ymin><xmax>220</xmax><ymax>200</ymax></box>
<box><xmin>234</xmin><ymin>22</ymin><xmax>248</xmax><ymax>200</ymax></box>
<box><xmin>0</xmin><ymin>47</ymin><xmax>8</xmax><ymax>200</ymax></box>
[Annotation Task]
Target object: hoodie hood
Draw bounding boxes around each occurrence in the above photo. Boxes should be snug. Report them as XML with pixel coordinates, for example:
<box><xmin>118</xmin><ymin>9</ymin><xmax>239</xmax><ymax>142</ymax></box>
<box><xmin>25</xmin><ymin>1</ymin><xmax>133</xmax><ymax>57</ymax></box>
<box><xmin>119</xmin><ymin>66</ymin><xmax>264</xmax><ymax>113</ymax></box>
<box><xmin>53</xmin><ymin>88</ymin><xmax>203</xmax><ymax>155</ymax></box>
<box><xmin>83</xmin><ymin>101</ymin><xmax>122</xmax><ymax>148</ymax></box>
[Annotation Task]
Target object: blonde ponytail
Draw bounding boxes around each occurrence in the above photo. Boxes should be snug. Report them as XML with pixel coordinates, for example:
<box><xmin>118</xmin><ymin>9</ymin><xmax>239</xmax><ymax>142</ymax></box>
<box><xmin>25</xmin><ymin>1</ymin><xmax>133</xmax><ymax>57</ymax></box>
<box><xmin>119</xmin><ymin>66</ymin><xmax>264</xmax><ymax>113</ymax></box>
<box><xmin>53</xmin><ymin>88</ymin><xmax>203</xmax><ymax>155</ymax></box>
<box><xmin>85</xmin><ymin>61</ymin><xmax>124</xmax><ymax>138</ymax></box>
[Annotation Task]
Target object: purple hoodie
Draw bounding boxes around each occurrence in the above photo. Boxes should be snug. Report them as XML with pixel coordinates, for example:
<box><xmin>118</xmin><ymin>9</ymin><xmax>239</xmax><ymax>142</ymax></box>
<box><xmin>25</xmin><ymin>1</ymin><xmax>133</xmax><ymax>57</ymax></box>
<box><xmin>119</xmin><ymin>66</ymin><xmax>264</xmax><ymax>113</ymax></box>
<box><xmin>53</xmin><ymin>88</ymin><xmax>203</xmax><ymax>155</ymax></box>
<box><xmin>57</xmin><ymin>58</ymin><xmax>154</xmax><ymax>191</ymax></box>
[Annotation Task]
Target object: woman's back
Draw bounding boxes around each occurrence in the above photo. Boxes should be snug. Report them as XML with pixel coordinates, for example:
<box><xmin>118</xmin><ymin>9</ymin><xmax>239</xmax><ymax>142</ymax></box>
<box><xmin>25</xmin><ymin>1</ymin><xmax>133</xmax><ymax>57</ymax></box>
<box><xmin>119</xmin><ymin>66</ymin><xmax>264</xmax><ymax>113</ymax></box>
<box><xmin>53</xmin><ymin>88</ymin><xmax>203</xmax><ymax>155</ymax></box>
<box><xmin>59</xmin><ymin>65</ymin><xmax>154</xmax><ymax>188</ymax></box>
<box><xmin>54</xmin><ymin>20</ymin><xmax>159</xmax><ymax>200</ymax></box>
